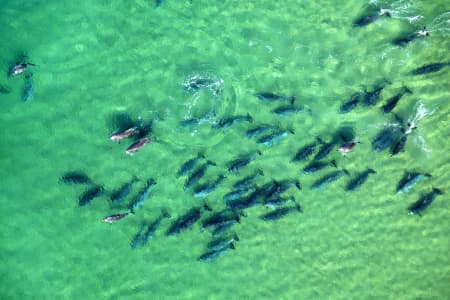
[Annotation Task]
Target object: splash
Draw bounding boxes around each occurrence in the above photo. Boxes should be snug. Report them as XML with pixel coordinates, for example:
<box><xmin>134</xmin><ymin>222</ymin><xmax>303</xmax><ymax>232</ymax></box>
<box><xmin>183</xmin><ymin>73</ymin><xmax>224</xmax><ymax>96</ymax></box>
<box><xmin>366</xmin><ymin>118</ymin><xmax>403</xmax><ymax>135</ymax></box>
<box><xmin>379</xmin><ymin>0</ymin><xmax>424</xmax><ymax>24</ymax></box>
<box><xmin>408</xmin><ymin>102</ymin><xmax>435</xmax><ymax>126</ymax></box>
<box><xmin>406</xmin><ymin>15</ymin><xmax>423</xmax><ymax>24</ymax></box>
<box><xmin>407</xmin><ymin>102</ymin><xmax>436</xmax><ymax>154</ymax></box>
<box><xmin>180</xmin><ymin>91</ymin><xmax>219</xmax><ymax>132</ymax></box>
<box><xmin>386</xmin><ymin>121</ymin><xmax>403</xmax><ymax>129</ymax></box>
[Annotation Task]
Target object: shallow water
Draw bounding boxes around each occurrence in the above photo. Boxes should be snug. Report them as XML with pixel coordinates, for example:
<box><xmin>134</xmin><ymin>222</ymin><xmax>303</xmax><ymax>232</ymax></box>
<box><xmin>0</xmin><ymin>0</ymin><xmax>449</xmax><ymax>299</ymax></box>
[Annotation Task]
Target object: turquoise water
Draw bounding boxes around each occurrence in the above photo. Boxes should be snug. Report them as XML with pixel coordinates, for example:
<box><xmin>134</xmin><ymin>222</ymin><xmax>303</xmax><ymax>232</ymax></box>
<box><xmin>0</xmin><ymin>0</ymin><xmax>449</xmax><ymax>299</ymax></box>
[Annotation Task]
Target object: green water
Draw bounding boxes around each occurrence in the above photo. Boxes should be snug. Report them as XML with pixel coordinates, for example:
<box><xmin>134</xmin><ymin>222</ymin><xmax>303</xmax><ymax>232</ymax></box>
<box><xmin>0</xmin><ymin>0</ymin><xmax>449</xmax><ymax>299</ymax></box>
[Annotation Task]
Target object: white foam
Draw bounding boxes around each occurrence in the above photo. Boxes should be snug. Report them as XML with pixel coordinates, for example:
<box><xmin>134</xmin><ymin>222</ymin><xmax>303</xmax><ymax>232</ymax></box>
<box><xmin>406</xmin><ymin>15</ymin><xmax>423</xmax><ymax>24</ymax></box>
<box><xmin>380</xmin><ymin>0</ymin><xmax>425</xmax><ymax>23</ymax></box>
<box><xmin>407</xmin><ymin>102</ymin><xmax>436</xmax><ymax>155</ymax></box>
<box><xmin>408</xmin><ymin>102</ymin><xmax>435</xmax><ymax>125</ymax></box>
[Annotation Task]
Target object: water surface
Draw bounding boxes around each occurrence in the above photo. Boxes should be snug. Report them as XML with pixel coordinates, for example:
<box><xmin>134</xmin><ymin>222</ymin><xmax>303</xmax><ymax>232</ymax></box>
<box><xmin>0</xmin><ymin>0</ymin><xmax>449</xmax><ymax>299</ymax></box>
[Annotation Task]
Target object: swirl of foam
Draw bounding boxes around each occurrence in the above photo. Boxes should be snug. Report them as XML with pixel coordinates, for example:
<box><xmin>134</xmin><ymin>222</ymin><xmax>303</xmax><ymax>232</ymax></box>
<box><xmin>153</xmin><ymin>65</ymin><xmax>240</xmax><ymax>150</ymax></box>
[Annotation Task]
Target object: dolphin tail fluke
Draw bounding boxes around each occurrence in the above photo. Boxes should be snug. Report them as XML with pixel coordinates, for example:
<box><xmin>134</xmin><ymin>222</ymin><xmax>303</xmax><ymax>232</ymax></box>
<box><xmin>331</xmin><ymin>160</ymin><xmax>338</xmax><ymax>168</ymax></box>
<box><xmin>257</xmin><ymin>168</ymin><xmax>265</xmax><ymax>176</ymax></box>
<box><xmin>432</xmin><ymin>187</ymin><xmax>443</xmax><ymax>195</ymax></box>
<box><xmin>206</xmin><ymin>160</ymin><xmax>217</xmax><ymax>166</ymax></box>
<box><xmin>161</xmin><ymin>208</ymin><xmax>171</xmax><ymax>219</ymax></box>
<box><xmin>203</xmin><ymin>202</ymin><xmax>213</xmax><ymax>212</ymax></box>
<box><xmin>404</xmin><ymin>86</ymin><xmax>413</xmax><ymax>94</ymax></box>
<box><xmin>383</xmin><ymin>78</ymin><xmax>392</xmax><ymax>86</ymax></box>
